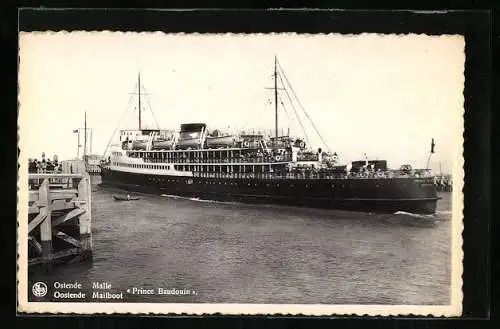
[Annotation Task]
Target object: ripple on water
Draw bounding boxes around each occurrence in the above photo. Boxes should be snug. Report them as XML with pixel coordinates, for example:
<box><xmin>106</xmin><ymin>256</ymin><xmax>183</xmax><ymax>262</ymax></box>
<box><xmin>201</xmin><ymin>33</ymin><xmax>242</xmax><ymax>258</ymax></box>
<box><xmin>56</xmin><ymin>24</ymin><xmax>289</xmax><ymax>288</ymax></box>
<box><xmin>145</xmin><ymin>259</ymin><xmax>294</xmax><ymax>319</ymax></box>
<box><xmin>31</xmin><ymin>188</ymin><xmax>453</xmax><ymax>305</ymax></box>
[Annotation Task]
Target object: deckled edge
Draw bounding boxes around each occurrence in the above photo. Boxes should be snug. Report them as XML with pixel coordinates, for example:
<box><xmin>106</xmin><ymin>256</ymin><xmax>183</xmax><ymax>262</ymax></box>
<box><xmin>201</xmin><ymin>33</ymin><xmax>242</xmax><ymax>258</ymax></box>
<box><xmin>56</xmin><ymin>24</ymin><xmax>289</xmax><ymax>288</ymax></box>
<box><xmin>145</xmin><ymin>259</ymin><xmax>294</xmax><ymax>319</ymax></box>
<box><xmin>16</xmin><ymin>31</ymin><xmax>465</xmax><ymax>317</ymax></box>
<box><xmin>18</xmin><ymin>30</ymin><xmax>464</xmax><ymax>37</ymax></box>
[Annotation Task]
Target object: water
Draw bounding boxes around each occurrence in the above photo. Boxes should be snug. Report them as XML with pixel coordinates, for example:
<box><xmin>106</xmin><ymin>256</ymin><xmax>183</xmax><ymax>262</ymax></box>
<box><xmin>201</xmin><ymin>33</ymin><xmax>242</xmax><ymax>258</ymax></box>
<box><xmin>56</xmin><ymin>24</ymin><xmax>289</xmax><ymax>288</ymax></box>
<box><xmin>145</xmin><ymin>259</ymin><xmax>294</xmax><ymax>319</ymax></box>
<box><xmin>29</xmin><ymin>177</ymin><xmax>452</xmax><ymax>305</ymax></box>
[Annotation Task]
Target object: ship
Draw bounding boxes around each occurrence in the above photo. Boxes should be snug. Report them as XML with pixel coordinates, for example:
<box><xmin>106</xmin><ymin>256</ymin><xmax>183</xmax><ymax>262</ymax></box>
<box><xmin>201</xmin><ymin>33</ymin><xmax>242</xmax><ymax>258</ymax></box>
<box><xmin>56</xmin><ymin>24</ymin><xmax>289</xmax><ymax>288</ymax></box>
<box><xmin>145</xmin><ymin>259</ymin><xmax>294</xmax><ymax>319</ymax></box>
<box><xmin>100</xmin><ymin>57</ymin><xmax>439</xmax><ymax>214</ymax></box>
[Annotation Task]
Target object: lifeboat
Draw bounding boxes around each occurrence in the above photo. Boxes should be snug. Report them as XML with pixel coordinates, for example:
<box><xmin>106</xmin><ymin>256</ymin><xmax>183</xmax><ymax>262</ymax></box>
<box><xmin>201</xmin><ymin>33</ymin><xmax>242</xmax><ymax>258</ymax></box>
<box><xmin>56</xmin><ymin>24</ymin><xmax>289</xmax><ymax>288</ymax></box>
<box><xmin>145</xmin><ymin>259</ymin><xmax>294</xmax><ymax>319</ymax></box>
<box><xmin>176</xmin><ymin>137</ymin><xmax>201</xmax><ymax>149</ymax></box>
<box><xmin>206</xmin><ymin>135</ymin><xmax>237</xmax><ymax>148</ymax></box>
<box><xmin>132</xmin><ymin>140</ymin><xmax>148</xmax><ymax>150</ymax></box>
<box><xmin>151</xmin><ymin>139</ymin><xmax>174</xmax><ymax>150</ymax></box>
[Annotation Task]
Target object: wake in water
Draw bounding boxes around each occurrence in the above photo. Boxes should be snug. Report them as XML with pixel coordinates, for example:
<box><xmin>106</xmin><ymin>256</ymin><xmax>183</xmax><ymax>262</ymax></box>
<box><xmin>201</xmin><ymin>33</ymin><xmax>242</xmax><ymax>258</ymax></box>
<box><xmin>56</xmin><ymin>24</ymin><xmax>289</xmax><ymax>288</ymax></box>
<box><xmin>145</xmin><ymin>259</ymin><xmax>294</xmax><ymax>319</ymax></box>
<box><xmin>158</xmin><ymin>194</ymin><xmax>452</xmax><ymax>224</ymax></box>
<box><xmin>373</xmin><ymin>211</ymin><xmax>439</xmax><ymax>228</ymax></box>
<box><xmin>391</xmin><ymin>210</ymin><xmax>452</xmax><ymax>222</ymax></box>
<box><xmin>160</xmin><ymin>194</ymin><xmax>242</xmax><ymax>206</ymax></box>
<box><xmin>393</xmin><ymin>211</ymin><xmax>437</xmax><ymax>219</ymax></box>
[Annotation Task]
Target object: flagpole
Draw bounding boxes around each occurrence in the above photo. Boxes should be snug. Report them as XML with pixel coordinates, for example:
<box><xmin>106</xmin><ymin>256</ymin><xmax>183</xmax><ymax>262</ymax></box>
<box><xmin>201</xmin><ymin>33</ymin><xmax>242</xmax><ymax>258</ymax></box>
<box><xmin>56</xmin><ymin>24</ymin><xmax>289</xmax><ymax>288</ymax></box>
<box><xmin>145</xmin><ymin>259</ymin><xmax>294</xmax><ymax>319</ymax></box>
<box><xmin>426</xmin><ymin>154</ymin><xmax>432</xmax><ymax>170</ymax></box>
<box><xmin>77</xmin><ymin>129</ymin><xmax>80</xmax><ymax>159</ymax></box>
<box><xmin>84</xmin><ymin>111</ymin><xmax>87</xmax><ymax>163</ymax></box>
<box><xmin>426</xmin><ymin>138</ymin><xmax>435</xmax><ymax>170</ymax></box>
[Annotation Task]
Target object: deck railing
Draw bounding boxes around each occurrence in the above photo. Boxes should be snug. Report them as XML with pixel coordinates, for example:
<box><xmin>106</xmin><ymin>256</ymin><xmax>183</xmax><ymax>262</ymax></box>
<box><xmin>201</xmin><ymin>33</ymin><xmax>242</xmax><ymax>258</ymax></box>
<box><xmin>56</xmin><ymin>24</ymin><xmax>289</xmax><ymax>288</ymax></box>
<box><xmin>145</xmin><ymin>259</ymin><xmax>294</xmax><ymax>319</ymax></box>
<box><xmin>142</xmin><ymin>155</ymin><xmax>293</xmax><ymax>164</ymax></box>
<box><xmin>192</xmin><ymin>171</ymin><xmax>431</xmax><ymax>180</ymax></box>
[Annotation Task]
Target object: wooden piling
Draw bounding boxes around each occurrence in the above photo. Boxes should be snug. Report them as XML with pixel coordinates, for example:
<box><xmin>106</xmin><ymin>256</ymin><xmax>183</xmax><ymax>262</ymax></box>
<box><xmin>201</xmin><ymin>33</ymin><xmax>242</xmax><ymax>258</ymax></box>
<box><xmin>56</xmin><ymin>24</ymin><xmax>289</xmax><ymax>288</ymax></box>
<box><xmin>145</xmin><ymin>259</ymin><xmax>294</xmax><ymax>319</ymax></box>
<box><xmin>38</xmin><ymin>179</ymin><xmax>52</xmax><ymax>265</ymax></box>
<box><xmin>28</xmin><ymin>172</ymin><xmax>93</xmax><ymax>269</ymax></box>
<box><xmin>77</xmin><ymin>173</ymin><xmax>93</xmax><ymax>261</ymax></box>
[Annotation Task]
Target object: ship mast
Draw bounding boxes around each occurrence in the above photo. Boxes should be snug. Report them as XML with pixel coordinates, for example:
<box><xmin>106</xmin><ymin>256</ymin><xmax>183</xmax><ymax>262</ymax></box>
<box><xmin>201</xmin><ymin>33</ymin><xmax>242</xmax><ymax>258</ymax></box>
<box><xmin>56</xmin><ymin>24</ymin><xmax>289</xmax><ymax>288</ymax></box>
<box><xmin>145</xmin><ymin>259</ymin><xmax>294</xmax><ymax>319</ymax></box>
<box><xmin>84</xmin><ymin>110</ymin><xmax>87</xmax><ymax>163</ymax></box>
<box><xmin>274</xmin><ymin>55</ymin><xmax>278</xmax><ymax>145</ymax></box>
<box><xmin>138</xmin><ymin>73</ymin><xmax>142</xmax><ymax>131</ymax></box>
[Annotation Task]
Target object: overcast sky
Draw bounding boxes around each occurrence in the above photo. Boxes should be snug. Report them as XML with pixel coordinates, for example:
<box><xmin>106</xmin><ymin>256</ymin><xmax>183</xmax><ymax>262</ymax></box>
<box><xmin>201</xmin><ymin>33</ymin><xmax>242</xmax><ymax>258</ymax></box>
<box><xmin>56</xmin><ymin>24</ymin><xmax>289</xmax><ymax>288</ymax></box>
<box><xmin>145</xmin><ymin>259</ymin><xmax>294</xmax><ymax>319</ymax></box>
<box><xmin>19</xmin><ymin>32</ymin><xmax>464</xmax><ymax>173</ymax></box>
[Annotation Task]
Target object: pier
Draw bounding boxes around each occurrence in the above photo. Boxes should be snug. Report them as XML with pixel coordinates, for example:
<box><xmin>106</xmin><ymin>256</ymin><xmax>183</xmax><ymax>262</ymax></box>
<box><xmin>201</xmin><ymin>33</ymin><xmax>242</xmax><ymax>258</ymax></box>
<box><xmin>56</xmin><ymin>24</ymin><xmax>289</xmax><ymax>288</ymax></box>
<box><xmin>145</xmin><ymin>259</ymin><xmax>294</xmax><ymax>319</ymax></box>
<box><xmin>27</xmin><ymin>172</ymin><xmax>92</xmax><ymax>269</ymax></box>
<box><xmin>434</xmin><ymin>175</ymin><xmax>453</xmax><ymax>192</ymax></box>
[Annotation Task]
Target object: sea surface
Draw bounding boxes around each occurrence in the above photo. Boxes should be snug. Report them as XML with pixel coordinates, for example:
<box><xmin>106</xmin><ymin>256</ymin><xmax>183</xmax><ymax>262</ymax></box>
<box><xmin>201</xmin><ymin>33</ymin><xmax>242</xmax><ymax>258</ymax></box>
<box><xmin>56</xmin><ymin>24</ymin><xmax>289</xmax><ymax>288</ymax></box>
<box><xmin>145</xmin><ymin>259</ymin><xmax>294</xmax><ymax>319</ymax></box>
<box><xmin>29</xmin><ymin>176</ymin><xmax>452</xmax><ymax>305</ymax></box>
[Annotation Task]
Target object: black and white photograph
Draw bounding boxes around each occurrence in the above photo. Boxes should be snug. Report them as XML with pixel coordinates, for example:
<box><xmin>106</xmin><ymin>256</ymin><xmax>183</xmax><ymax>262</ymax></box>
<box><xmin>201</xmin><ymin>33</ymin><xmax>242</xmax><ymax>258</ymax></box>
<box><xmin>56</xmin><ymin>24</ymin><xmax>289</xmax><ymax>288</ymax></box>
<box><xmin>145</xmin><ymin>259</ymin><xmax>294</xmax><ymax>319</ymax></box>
<box><xmin>17</xmin><ymin>31</ymin><xmax>464</xmax><ymax>315</ymax></box>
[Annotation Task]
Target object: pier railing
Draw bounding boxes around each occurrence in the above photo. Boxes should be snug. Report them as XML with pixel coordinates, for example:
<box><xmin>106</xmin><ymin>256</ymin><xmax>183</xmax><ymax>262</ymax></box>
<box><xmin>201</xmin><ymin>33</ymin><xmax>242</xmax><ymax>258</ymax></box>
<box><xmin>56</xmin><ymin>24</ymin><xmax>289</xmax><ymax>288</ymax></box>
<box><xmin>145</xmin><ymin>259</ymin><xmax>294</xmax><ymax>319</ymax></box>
<box><xmin>27</xmin><ymin>172</ymin><xmax>92</xmax><ymax>268</ymax></box>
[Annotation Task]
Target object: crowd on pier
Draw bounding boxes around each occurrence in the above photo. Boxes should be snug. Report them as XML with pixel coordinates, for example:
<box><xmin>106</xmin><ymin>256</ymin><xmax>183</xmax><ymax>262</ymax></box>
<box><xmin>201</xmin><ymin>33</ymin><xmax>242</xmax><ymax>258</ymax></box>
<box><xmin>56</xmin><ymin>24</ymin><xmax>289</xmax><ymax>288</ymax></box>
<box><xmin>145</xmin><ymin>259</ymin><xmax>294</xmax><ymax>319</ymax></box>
<box><xmin>28</xmin><ymin>153</ymin><xmax>61</xmax><ymax>174</ymax></box>
<box><xmin>434</xmin><ymin>175</ymin><xmax>453</xmax><ymax>192</ymax></box>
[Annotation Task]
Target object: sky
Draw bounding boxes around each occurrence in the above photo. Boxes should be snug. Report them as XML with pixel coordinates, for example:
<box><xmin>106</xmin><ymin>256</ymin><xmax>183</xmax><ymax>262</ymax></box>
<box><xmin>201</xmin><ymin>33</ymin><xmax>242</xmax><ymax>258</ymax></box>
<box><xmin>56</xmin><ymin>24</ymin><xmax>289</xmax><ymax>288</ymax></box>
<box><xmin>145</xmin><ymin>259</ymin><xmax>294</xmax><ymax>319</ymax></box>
<box><xmin>19</xmin><ymin>32</ymin><xmax>464</xmax><ymax>174</ymax></box>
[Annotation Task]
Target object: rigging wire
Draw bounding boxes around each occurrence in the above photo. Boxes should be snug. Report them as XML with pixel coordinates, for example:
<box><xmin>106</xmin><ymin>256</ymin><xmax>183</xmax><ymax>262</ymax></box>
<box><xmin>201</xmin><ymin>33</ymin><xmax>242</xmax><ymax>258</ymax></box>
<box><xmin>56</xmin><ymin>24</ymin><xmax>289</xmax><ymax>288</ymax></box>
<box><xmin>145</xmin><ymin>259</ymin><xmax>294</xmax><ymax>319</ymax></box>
<box><xmin>101</xmin><ymin>85</ymin><xmax>136</xmax><ymax>157</ymax></box>
<box><xmin>277</xmin><ymin>71</ymin><xmax>311</xmax><ymax>146</ymax></box>
<box><xmin>277</xmin><ymin>93</ymin><xmax>292</xmax><ymax>124</ymax></box>
<box><xmin>277</xmin><ymin>88</ymin><xmax>302</xmax><ymax>138</ymax></box>
<box><xmin>277</xmin><ymin>59</ymin><xmax>331</xmax><ymax>152</ymax></box>
<box><xmin>141</xmin><ymin>84</ymin><xmax>161</xmax><ymax>130</ymax></box>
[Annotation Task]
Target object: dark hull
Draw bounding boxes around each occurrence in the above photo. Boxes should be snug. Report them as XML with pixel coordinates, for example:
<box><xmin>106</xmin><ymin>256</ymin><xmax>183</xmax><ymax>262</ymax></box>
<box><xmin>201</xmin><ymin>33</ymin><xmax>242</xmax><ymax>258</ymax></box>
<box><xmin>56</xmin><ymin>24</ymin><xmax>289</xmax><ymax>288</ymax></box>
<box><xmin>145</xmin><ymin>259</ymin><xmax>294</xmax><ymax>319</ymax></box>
<box><xmin>100</xmin><ymin>168</ymin><xmax>439</xmax><ymax>214</ymax></box>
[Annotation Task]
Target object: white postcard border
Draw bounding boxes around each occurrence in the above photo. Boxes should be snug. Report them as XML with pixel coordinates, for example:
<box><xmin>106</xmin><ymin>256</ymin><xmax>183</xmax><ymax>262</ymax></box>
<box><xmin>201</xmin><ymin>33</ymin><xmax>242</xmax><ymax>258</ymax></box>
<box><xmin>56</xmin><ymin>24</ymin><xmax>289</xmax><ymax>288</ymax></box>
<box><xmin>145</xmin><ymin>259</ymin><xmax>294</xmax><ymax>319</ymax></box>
<box><xmin>17</xmin><ymin>31</ymin><xmax>465</xmax><ymax>316</ymax></box>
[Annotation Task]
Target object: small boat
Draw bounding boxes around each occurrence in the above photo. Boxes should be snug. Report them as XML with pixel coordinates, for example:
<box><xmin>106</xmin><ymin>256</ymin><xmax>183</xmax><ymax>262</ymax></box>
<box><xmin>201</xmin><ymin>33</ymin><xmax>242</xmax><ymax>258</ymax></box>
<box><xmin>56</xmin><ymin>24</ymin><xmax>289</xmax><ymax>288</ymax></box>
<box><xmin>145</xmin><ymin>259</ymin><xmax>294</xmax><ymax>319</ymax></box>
<box><xmin>176</xmin><ymin>137</ymin><xmax>201</xmax><ymax>149</ymax></box>
<box><xmin>151</xmin><ymin>139</ymin><xmax>175</xmax><ymax>150</ymax></box>
<box><xmin>131</xmin><ymin>140</ymin><xmax>148</xmax><ymax>150</ymax></box>
<box><xmin>113</xmin><ymin>194</ymin><xmax>140</xmax><ymax>201</ymax></box>
<box><xmin>206</xmin><ymin>134</ymin><xmax>237</xmax><ymax>148</ymax></box>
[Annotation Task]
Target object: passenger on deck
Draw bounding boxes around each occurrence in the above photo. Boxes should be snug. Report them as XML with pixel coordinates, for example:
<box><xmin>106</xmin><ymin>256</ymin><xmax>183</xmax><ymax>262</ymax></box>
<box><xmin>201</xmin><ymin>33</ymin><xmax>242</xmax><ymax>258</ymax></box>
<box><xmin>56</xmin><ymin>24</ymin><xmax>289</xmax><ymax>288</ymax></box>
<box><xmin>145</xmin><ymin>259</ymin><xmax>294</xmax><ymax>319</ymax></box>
<box><xmin>46</xmin><ymin>159</ymin><xmax>54</xmax><ymax>172</ymax></box>
<box><xmin>32</xmin><ymin>159</ymin><xmax>39</xmax><ymax>173</ymax></box>
<box><xmin>28</xmin><ymin>159</ymin><xmax>35</xmax><ymax>173</ymax></box>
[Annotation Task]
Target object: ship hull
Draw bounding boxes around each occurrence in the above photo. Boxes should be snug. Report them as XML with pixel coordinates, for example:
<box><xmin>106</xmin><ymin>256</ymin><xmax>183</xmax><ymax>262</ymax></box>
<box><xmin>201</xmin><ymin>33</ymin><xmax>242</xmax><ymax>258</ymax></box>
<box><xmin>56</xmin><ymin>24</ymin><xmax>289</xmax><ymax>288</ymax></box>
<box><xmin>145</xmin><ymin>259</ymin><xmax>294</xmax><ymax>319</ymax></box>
<box><xmin>100</xmin><ymin>167</ymin><xmax>439</xmax><ymax>214</ymax></box>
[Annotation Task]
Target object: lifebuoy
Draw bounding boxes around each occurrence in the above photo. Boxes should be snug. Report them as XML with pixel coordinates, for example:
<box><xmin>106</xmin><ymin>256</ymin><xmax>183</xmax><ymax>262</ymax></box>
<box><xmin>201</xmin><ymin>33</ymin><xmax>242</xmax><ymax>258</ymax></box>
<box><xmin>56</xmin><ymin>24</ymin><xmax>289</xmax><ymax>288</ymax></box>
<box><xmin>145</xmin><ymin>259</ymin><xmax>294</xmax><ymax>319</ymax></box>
<box><xmin>243</xmin><ymin>141</ymin><xmax>250</xmax><ymax>147</ymax></box>
<box><xmin>275</xmin><ymin>155</ymin><xmax>283</xmax><ymax>161</ymax></box>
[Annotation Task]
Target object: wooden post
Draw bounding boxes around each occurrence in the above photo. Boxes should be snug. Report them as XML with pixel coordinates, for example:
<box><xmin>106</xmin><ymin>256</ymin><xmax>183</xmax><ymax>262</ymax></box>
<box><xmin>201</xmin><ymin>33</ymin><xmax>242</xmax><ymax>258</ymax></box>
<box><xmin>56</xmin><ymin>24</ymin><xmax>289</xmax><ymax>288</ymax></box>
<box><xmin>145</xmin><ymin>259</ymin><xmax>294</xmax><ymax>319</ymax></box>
<box><xmin>77</xmin><ymin>172</ymin><xmax>93</xmax><ymax>261</ymax></box>
<box><xmin>28</xmin><ymin>171</ymin><xmax>93</xmax><ymax>268</ymax></box>
<box><xmin>39</xmin><ymin>179</ymin><xmax>52</xmax><ymax>268</ymax></box>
